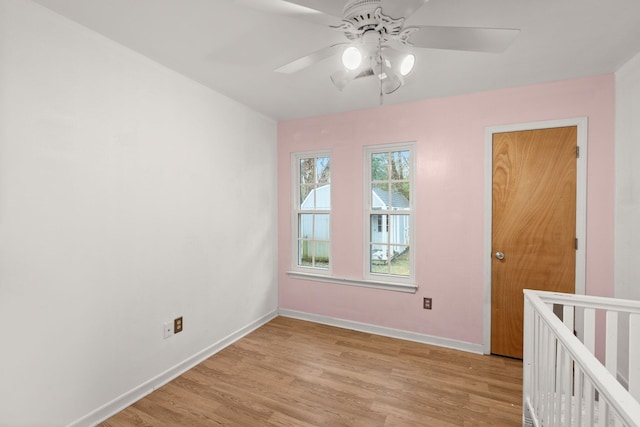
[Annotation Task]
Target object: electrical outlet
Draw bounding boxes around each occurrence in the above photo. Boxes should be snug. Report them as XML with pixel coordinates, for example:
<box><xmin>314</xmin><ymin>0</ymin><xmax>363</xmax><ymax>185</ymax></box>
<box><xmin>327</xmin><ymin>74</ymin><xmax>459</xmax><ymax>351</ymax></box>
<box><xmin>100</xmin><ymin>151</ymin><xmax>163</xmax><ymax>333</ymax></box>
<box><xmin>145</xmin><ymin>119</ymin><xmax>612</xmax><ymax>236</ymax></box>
<box><xmin>174</xmin><ymin>316</ymin><xmax>183</xmax><ymax>334</ymax></box>
<box><xmin>163</xmin><ymin>322</ymin><xmax>173</xmax><ymax>339</ymax></box>
<box><xmin>423</xmin><ymin>297</ymin><xmax>432</xmax><ymax>310</ymax></box>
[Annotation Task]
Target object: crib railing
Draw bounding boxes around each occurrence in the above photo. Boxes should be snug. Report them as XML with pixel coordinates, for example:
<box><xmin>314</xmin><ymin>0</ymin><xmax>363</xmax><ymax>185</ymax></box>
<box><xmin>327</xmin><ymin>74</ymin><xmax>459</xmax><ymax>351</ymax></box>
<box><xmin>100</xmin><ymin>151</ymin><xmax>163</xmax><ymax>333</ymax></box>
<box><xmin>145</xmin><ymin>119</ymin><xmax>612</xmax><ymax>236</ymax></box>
<box><xmin>523</xmin><ymin>290</ymin><xmax>640</xmax><ymax>427</ymax></box>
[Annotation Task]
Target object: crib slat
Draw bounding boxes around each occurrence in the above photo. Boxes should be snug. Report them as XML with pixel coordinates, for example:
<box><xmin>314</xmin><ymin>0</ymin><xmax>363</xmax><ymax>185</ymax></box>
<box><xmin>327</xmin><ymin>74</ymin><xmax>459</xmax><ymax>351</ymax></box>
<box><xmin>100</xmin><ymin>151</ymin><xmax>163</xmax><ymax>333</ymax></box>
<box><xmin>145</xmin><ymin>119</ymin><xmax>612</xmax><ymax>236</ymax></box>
<box><xmin>549</xmin><ymin>330</ymin><xmax>557</xmax><ymax>426</ymax></box>
<box><xmin>602</xmin><ymin>310</ymin><xmax>619</xmax><ymax>427</ymax></box>
<box><xmin>535</xmin><ymin>312</ymin><xmax>544</xmax><ymax>420</ymax></box>
<box><xmin>605</xmin><ymin>310</ymin><xmax>618</xmax><ymax>376</ymax></box>
<box><xmin>544</xmin><ymin>326</ymin><xmax>553</xmax><ymax>426</ymax></box>
<box><xmin>563</xmin><ymin>305</ymin><xmax>574</xmax><ymax>331</ymax></box>
<box><xmin>560</xmin><ymin>345</ymin><xmax>573</xmax><ymax>426</ymax></box>
<box><xmin>583</xmin><ymin>307</ymin><xmax>596</xmax><ymax>426</ymax></box>
<box><xmin>598</xmin><ymin>397</ymin><xmax>608</xmax><ymax>426</ymax></box>
<box><xmin>561</xmin><ymin>305</ymin><xmax>575</xmax><ymax>427</ymax></box>
<box><xmin>584</xmin><ymin>378</ymin><xmax>595</xmax><ymax>426</ymax></box>
<box><xmin>523</xmin><ymin>300</ymin><xmax>538</xmax><ymax>425</ymax></box>
<box><xmin>630</xmin><ymin>313</ymin><xmax>640</xmax><ymax>403</ymax></box>
<box><xmin>533</xmin><ymin>312</ymin><xmax>541</xmax><ymax>414</ymax></box>
<box><xmin>613</xmin><ymin>412</ymin><xmax>624</xmax><ymax>427</ymax></box>
<box><xmin>554</xmin><ymin>343</ymin><xmax>563</xmax><ymax>426</ymax></box>
<box><xmin>540</xmin><ymin>320</ymin><xmax>548</xmax><ymax>425</ymax></box>
<box><xmin>574</xmin><ymin>366</ymin><xmax>583</xmax><ymax>427</ymax></box>
<box><xmin>584</xmin><ymin>307</ymin><xmax>596</xmax><ymax>353</ymax></box>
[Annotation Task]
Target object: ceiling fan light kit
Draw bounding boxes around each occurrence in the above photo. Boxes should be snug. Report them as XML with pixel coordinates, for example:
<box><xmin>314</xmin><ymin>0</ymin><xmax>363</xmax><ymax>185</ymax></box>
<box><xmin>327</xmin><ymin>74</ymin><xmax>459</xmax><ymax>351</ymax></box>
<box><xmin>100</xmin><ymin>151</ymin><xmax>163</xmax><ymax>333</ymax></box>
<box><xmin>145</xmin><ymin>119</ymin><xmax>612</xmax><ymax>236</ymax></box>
<box><xmin>331</xmin><ymin>0</ymin><xmax>418</xmax><ymax>94</ymax></box>
<box><xmin>333</xmin><ymin>44</ymin><xmax>415</xmax><ymax>95</ymax></box>
<box><xmin>399</xmin><ymin>54</ymin><xmax>415</xmax><ymax>76</ymax></box>
<box><xmin>274</xmin><ymin>0</ymin><xmax>519</xmax><ymax>97</ymax></box>
<box><xmin>342</xmin><ymin>46</ymin><xmax>363</xmax><ymax>70</ymax></box>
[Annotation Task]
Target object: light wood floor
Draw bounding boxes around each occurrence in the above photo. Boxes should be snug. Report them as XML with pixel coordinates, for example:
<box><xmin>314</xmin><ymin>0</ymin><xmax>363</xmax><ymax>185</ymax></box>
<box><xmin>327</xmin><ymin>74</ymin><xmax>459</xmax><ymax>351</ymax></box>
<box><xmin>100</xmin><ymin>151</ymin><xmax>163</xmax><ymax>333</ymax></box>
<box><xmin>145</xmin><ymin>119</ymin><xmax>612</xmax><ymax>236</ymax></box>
<box><xmin>99</xmin><ymin>317</ymin><xmax>523</xmax><ymax>426</ymax></box>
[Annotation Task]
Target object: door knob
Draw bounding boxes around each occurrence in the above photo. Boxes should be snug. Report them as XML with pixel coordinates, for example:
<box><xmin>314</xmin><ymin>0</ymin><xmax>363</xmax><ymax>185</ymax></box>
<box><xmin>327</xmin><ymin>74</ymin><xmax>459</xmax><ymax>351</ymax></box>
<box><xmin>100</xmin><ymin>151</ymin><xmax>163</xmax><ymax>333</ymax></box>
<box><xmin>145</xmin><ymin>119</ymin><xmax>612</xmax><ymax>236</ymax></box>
<box><xmin>495</xmin><ymin>251</ymin><xmax>505</xmax><ymax>260</ymax></box>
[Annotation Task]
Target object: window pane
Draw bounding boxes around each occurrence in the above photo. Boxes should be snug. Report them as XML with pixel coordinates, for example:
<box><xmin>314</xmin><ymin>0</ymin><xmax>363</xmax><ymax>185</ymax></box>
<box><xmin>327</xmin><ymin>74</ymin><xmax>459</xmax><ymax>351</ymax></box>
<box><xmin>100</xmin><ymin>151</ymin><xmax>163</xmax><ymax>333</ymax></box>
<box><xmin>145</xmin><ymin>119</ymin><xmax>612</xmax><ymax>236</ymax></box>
<box><xmin>299</xmin><ymin>240</ymin><xmax>312</xmax><ymax>266</ymax></box>
<box><xmin>371</xmin><ymin>153</ymin><xmax>389</xmax><ymax>181</ymax></box>
<box><xmin>371</xmin><ymin>183</ymin><xmax>389</xmax><ymax>210</ymax></box>
<box><xmin>316</xmin><ymin>157</ymin><xmax>330</xmax><ymax>184</ymax></box>
<box><xmin>300</xmin><ymin>184</ymin><xmax>313</xmax><ymax>208</ymax></box>
<box><xmin>390</xmin><ymin>246</ymin><xmax>410</xmax><ymax>276</ymax></box>
<box><xmin>300</xmin><ymin>158</ymin><xmax>315</xmax><ymax>185</ymax></box>
<box><xmin>389</xmin><ymin>245</ymin><xmax>403</xmax><ymax>259</ymax></box>
<box><xmin>371</xmin><ymin>244</ymin><xmax>387</xmax><ymax>261</ymax></box>
<box><xmin>389</xmin><ymin>214</ymin><xmax>410</xmax><ymax>245</ymax></box>
<box><xmin>391</xmin><ymin>150</ymin><xmax>411</xmax><ymax>180</ymax></box>
<box><xmin>370</xmin><ymin>244</ymin><xmax>388</xmax><ymax>273</ymax></box>
<box><xmin>371</xmin><ymin>263</ymin><xmax>388</xmax><ymax>274</ymax></box>
<box><xmin>314</xmin><ymin>241</ymin><xmax>329</xmax><ymax>268</ymax></box>
<box><xmin>370</xmin><ymin>214</ymin><xmax>388</xmax><ymax>243</ymax></box>
<box><xmin>391</xmin><ymin>182</ymin><xmax>410</xmax><ymax>209</ymax></box>
<box><xmin>315</xmin><ymin>184</ymin><xmax>330</xmax><ymax>210</ymax></box>
<box><xmin>299</xmin><ymin>214</ymin><xmax>313</xmax><ymax>239</ymax></box>
<box><xmin>314</xmin><ymin>214</ymin><xmax>330</xmax><ymax>241</ymax></box>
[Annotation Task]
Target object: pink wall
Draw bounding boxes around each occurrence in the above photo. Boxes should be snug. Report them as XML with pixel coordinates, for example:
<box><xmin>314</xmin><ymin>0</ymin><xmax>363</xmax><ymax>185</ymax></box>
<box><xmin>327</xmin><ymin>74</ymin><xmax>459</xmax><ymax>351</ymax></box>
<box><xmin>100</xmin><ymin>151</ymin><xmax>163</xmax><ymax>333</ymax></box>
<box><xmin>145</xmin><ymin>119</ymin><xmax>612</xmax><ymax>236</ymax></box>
<box><xmin>278</xmin><ymin>74</ymin><xmax>615</xmax><ymax>347</ymax></box>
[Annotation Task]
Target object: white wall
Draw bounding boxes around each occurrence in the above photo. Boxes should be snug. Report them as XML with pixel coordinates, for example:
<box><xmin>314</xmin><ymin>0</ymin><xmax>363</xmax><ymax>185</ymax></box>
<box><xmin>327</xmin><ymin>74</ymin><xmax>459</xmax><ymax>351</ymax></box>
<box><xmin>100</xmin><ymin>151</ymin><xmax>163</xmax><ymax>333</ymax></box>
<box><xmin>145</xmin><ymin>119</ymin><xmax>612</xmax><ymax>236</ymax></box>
<box><xmin>615</xmin><ymin>51</ymin><xmax>640</xmax><ymax>301</ymax></box>
<box><xmin>615</xmin><ymin>51</ymin><xmax>640</xmax><ymax>386</ymax></box>
<box><xmin>0</xmin><ymin>1</ymin><xmax>278</xmax><ymax>425</ymax></box>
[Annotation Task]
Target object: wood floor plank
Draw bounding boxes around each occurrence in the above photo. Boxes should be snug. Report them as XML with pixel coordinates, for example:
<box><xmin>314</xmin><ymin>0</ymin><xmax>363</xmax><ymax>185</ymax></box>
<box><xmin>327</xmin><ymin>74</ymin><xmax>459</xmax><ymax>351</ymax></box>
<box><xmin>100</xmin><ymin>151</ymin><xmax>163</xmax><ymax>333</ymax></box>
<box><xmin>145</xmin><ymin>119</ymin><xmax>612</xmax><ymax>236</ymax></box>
<box><xmin>99</xmin><ymin>317</ymin><xmax>523</xmax><ymax>426</ymax></box>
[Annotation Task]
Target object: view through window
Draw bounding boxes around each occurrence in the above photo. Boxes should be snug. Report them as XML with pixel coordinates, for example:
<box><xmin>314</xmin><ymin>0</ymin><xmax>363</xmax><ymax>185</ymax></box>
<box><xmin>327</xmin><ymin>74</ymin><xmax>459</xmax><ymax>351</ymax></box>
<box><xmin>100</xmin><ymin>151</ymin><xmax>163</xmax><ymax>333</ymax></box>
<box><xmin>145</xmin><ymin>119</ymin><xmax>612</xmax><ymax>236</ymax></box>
<box><xmin>366</xmin><ymin>144</ymin><xmax>414</xmax><ymax>279</ymax></box>
<box><xmin>294</xmin><ymin>153</ymin><xmax>331</xmax><ymax>270</ymax></box>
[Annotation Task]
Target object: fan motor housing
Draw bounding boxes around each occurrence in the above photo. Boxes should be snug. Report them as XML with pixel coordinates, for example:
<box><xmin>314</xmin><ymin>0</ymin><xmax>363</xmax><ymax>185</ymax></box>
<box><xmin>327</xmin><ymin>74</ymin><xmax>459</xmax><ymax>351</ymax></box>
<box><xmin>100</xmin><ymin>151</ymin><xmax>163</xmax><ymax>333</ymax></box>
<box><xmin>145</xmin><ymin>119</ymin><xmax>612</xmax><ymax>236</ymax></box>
<box><xmin>337</xmin><ymin>0</ymin><xmax>406</xmax><ymax>42</ymax></box>
<box><xmin>342</xmin><ymin>0</ymin><xmax>380</xmax><ymax>20</ymax></box>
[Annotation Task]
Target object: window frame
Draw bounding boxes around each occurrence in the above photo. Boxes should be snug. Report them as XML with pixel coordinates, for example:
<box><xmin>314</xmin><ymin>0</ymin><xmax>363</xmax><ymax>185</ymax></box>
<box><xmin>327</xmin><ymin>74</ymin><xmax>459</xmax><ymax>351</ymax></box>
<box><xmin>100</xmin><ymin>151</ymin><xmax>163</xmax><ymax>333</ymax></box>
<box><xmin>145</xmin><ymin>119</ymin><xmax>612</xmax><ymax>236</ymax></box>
<box><xmin>290</xmin><ymin>150</ymin><xmax>332</xmax><ymax>275</ymax></box>
<box><xmin>364</xmin><ymin>142</ymin><xmax>416</xmax><ymax>285</ymax></box>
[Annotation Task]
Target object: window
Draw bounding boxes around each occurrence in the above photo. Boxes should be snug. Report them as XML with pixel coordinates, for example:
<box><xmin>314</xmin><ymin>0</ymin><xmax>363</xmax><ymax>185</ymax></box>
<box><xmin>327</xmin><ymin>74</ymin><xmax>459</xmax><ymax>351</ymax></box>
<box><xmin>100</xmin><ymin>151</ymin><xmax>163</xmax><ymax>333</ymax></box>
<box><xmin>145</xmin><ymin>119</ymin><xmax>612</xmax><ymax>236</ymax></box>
<box><xmin>292</xmin><ymin>152</ymin><xmax>331</xmax><ymax>271</ymax></box>
<box><xmin>365</xmin><ymin>143</ymin><xmax>415</xmax><ymax>281</ymax></box>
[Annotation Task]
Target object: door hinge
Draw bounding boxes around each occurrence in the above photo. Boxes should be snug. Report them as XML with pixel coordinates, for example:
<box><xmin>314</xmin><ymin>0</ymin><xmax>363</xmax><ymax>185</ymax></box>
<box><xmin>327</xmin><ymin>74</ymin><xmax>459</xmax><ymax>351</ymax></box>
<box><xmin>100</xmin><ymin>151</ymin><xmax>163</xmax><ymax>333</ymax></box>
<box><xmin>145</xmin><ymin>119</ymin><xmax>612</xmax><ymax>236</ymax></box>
<box><xmin>575</xmin><ymin>238</ymin><xmax>579</xmax><ymax>250</ymax></box>
<box><xmin>576</xmin><ymin>146</ymin><xmax>580</xmax><ymax>158</ymax></box>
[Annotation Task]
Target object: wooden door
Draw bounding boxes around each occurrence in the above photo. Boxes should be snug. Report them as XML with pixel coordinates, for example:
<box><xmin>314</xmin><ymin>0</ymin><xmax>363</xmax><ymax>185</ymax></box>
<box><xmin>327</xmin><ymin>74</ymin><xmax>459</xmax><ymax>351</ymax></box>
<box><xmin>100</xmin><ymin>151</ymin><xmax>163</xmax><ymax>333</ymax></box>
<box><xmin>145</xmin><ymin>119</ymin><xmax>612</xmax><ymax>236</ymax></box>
<box><xmin>491</xmin><ymin>126</ymin><xmax>577</xmax><ymax>359</ymax></box>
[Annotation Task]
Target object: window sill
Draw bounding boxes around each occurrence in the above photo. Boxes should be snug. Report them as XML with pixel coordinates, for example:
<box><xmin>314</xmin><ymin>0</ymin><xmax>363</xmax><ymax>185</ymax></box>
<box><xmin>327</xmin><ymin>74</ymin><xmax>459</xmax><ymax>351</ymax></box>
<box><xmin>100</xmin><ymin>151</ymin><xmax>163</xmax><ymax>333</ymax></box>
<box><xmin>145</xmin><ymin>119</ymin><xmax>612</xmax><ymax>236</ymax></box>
<box><xmin>286</xmin><ymin>271</ymin><xmax>417</xmax><ymax>294</ymax></box>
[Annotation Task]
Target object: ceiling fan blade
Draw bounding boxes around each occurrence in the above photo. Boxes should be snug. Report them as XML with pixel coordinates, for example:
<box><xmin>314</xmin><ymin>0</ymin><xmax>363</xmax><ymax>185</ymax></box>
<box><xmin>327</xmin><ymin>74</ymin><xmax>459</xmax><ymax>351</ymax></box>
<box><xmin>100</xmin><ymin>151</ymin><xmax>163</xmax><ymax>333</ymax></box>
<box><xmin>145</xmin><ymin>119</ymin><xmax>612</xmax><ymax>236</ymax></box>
<box><xmin>236</xmin><ymin>0</ymin><xmax>342</xmax><ymax>26</ymax></box>
<box><xmin>280</xmin><ymin>0</ymin><xmax>344</xmax><ymax>18</ymax></box>
<box><xmin>408</xmin><ymin>26</ymin><xmax>520</xmax><ymax>53</ymax></box>
<box><xmin>381</xmin><ymin>0</ymin><xmax>428</xmax><ymax>19</ymax></box>
<box><xmin>276</xmin><ymin>44</ymin><xmax>347</xmax><ymax>74</ymax></box>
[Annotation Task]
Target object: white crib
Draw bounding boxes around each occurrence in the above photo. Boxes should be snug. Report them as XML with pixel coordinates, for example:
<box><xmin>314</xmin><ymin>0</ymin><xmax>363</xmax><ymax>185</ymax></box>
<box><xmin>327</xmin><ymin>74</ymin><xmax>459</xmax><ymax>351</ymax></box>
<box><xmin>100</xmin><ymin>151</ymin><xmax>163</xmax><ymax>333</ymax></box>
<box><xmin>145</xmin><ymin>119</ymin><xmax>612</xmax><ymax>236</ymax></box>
<box><xmin>523</xmin><ymin>290</ymin><xmax>640</xmax><ymax>426</ymax></box>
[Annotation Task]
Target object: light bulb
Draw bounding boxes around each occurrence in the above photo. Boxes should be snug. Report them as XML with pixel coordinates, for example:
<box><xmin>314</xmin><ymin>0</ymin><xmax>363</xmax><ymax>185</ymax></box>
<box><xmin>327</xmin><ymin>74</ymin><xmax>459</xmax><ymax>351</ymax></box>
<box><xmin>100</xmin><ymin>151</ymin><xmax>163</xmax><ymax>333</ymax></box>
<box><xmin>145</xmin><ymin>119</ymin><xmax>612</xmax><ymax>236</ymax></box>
<box><xmin>342</xmin><ymin>47</ymin><xmax>362</xmax><ymax>71</ymax></box>
<box><xmin>400</xmin><ymin>54</ymin><xmax>415</xmax><ymax>76</ymax></box>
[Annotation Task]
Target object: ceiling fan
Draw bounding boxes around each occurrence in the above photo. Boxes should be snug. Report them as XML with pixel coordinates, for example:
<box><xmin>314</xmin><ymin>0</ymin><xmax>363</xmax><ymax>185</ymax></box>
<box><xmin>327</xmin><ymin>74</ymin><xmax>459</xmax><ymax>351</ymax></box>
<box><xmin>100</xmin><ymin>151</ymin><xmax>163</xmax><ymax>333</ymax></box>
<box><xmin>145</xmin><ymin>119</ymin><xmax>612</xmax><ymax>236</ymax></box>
<box><xmin>248</xmin><ymin>0</ymin><xmax>520</xmax><ymax>95</ymax></box>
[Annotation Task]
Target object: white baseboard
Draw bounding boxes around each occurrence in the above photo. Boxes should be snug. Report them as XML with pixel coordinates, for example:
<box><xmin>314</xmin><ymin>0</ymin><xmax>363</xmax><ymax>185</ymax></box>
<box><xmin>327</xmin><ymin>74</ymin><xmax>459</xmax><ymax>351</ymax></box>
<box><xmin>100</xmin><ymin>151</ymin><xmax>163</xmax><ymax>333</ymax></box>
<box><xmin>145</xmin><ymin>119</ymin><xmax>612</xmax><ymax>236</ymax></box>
<box><xmin>278</xmin><ymin>308</ymin><xmax>484</xmax><ymax>354</ymax></box>
<box><xmin>71</xmin><ymin>309</ymin><xmax>278</xmax><ymax>427</ymax></box>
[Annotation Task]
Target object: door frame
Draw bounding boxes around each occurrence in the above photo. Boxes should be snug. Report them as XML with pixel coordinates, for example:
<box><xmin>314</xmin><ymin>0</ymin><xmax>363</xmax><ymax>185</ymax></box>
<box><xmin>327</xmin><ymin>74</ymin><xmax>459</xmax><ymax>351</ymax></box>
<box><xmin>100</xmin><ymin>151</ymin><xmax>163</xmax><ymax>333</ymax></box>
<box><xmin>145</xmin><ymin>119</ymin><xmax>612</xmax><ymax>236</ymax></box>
<box><xmin>482</xmin><ymin>117</ymin><xmax>588</xmax><ymax>355</ymax></box>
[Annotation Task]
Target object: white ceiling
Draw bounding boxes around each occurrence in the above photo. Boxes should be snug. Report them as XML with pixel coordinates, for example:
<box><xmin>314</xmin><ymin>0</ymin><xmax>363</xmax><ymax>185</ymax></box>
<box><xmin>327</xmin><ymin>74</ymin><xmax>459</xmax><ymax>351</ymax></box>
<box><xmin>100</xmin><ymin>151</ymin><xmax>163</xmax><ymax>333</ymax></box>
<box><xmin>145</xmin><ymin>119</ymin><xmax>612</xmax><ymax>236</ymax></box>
<box><xmin>31</xmin><ymin>0</ymin><xmax>640</xmax><ymax>121</ymax></box>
